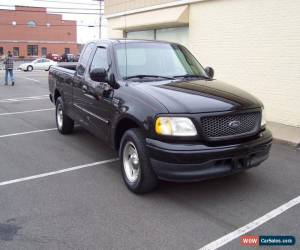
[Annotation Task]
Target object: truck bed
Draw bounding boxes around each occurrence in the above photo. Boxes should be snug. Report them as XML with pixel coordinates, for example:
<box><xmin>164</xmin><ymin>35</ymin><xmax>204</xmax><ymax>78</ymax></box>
<box><xmin>56</xmin><ymin>62</ymin><xmax>77</xmax><ymax>72</ymax></box>
<box><xmin>48</xmin><ymin>62</ymin><xmax>77</xmax><ymax>102</ymax></box>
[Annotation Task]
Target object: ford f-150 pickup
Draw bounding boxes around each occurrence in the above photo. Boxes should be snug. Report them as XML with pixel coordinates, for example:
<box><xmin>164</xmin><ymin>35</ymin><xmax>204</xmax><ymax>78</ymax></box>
<box><xmin>49</xmin><ymin>39</ymin><xmax>272</xmax><ymax>193</ymax></box>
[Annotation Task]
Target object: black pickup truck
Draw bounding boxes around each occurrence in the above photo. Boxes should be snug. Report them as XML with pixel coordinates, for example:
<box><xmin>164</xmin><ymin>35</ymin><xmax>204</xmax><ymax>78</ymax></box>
<box><xmin>49</xmin><ymin>39</ymin><xmax>272</xmax><ymax>193</ymax></box>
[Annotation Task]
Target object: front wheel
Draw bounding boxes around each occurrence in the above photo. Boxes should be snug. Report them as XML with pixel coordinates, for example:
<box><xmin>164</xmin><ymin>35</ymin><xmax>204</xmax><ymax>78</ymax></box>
<box><xmin>120</xmin><ymin>128</ymin><xmax>158</xmax><ymax>194</ymax></box>
<box><xmin>55</xmin><ymin>97</ymin><xmax>74</xmax><ymax>134</ymax></box>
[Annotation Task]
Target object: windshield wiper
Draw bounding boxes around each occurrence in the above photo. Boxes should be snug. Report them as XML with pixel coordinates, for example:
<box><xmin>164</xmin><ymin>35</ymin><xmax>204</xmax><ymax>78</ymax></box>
<box><xmin>124</xmin><ymin>75</ymin><xmax>175</xmax><ymax>80</ymax></box>
<box><xmin>172</xmin><ymin>74</ymin><xmax>210</xmax><ymax>79</ymax></box>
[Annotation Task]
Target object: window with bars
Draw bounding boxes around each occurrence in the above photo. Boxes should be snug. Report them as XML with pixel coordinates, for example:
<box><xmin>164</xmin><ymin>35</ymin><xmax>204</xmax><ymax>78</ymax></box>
<box><xmin>13</xmin><ymin>47</ymin><xmax>19</xmax><ymax>57</ymax></box>
<box><xmin>27</xmin><ymin>45</ymin><xmax>38</xmax><ymax>56</ymax></box>
<box><xmin>41</xmin><ymin>47</ymin><xmax>47</xmax><ymax>57</ymax></box>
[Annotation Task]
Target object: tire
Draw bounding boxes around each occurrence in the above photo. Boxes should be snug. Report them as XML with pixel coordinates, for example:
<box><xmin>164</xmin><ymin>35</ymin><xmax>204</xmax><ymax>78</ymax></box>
<box><xmin>120</xmin><ymin>128</ymin><xmax>158</xmax><ymax>194</ymax></box>
<box><xmin>27</xmin><ymin>65</ymin><xmax>33</xmax><ymax>72</ymax></box>
<box><xmin>55</xmin><ymin>97</ymin><xmax>74</xmax><ymax>134</ymax></box>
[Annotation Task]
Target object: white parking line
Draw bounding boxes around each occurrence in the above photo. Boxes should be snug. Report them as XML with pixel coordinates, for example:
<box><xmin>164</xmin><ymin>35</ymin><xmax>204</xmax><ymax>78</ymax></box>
<box><xmin>0</xmin><ymin>128</ymin><xmax>57</xmax><ymax>139</ymax></box>
<box><xmin>0</xmin><ymin>108</ymin><xmax>54</xmax><ymax>116</ymax></box>
<box><xmin>24</xmin><ymin>77</ymin><xmax>41</xmax><ymax>83</ymax></box>
<box><xmin>0</xmin><ymin>158</ymin><xmax>119</xmax><ymax>187</ymax></box>
<box><xmin>199</xmin><ymin>195</ymin><xmax>300</xmax><ymax>250</ymax></box>
<box><xmin>0</xmin><ymin>95</ymin><xmax>48</xmax><ymax>103</ymax></box>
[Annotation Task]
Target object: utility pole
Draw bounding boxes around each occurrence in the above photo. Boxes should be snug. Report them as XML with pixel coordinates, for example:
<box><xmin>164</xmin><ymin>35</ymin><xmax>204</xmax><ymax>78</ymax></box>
<box><xmin>93</xmin><ymin>0</ymin><xmax>104</xmax><ymax>39</ymax></box>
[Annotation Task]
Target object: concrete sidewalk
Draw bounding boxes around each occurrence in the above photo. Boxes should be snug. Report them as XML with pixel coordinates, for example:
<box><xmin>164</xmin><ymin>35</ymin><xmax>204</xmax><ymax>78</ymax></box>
<box><xmin>268</xmin><ymin>122</ymin><xmax>300</xmax><ymax>147</ymax></box>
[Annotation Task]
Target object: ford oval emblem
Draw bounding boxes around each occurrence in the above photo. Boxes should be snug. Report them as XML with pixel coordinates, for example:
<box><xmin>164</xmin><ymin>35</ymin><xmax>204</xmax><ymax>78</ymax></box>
<box><xmin>228</xmin><ymin>120</ymin><xmax>241</xmax><ymax>128</ymax></box>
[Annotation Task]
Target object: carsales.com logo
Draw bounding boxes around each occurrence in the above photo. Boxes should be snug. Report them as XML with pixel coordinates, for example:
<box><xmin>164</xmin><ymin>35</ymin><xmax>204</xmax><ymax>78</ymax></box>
<box><xmin>240</xmin><ymin>235</ymin><xmax>296</xmax><ymax>247</ymax></box>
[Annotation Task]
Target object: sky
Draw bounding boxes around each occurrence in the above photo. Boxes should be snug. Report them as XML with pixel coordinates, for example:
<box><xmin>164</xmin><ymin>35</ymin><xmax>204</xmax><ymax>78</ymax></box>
<box><xmin>0</xmin><ymin>0</ymin><xmax>108</xmax><ymax>43</ymax></box>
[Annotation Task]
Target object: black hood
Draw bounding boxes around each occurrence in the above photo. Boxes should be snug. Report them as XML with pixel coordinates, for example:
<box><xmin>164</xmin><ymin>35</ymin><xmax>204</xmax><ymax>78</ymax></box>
<box><xmin>134</xmin><ymin>79</ymin><xmax>263</xmax><ymax>113</ymax></box>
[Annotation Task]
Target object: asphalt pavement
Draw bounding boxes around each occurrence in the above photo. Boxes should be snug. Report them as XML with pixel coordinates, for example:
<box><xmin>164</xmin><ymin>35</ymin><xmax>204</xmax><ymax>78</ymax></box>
<box><xmin>0</xmin><ymin>70</ymin><xmax>299</xmax><ymax>250</ymax></box>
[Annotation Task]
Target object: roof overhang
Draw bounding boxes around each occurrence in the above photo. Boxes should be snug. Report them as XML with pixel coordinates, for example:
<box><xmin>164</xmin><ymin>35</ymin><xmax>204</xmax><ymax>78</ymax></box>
<box><xmin>111</xmin><ymin>5</ymin><xmax>189</xmax><ymax>31</ymax></box>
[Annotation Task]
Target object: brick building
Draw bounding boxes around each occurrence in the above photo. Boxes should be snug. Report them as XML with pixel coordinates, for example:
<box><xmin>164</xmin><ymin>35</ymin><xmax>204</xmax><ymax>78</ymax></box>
<box><xmin>0</xmin><ymin>6</ymin><xmax>77</xmax><ymax>59</ymax></box>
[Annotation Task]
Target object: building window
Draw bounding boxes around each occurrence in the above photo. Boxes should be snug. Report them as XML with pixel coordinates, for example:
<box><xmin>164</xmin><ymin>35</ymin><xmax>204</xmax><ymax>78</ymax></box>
<box><xmin>126</xmin><ymin>30</ymin><xmax>155</xmax><ymax>40</ymax></box>
<box><xmin>27</xmin><ymin>45</ymin><xmax>38</xmax><ymax>56</ymax></box>
<box><xmin>65</xmin><ymin>48</ymin><xmax>70</xmax><ymax>54</ymax></box>
<box><xmin>156</xmin><ymin>27</ymin><xmax>189</xmax><ymax>48</ymax></box>
<box><xmin>27</xmin><ymin>20</ymin><xmax>37</xmax><ymax>28</ymax></box>
<box><xmin>0</xmin><ymin>47</ymin><xmax>3</xmax><ymax>56</ymax></box>
<box><xmin>41</xmin><ymin>47</ymin><xmax>47</xmax><ymax>57</ymax></box>
<box><xmin>13</xmin><ymin>47</ymin><xmax>19</xmax><ymax>57</ymax></box>
<box><xmin>126</xmin><ymin>27</ymin><xmax>189</xmax><ymax>48</ymax></box>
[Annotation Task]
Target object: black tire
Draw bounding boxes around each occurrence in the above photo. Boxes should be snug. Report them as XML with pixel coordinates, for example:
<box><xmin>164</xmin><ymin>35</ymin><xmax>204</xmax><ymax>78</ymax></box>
<box><xmin>27</xmin><ymin>65</ymin><xmax>33</xmax><ymax>72</ymax></box>
<box><xmin>55</xmin><ymin>97</ymin><xmax>74</xmax><ymax>134</ymax></box>
<box><xmin>120</xmin><ymin>128</ymin><xmax>158</xmax><ymax>194</ymax></box>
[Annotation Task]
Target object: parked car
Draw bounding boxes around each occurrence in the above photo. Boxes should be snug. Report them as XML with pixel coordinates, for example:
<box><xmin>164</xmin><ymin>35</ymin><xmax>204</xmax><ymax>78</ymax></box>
<box><xmin>73</xmin><ymin>54</ymin><xmax>80</xmax><ymax>62</ymax></box>
<box><xmin>49</xmin><ymin>40</ymin><xmax>272</xmax><ymax>194</ymax></box>
<box><xmin>46</xmin><ymin>53</ymin><xmax>62</xmax><ymax>62</ymax></box>
<box><xmin>62</xmin><ymin>53</ymin><xmax>74</xmax><ymax>62</ymax></box>
<box><xmin>19</xmin><ymin>58</ymin><xmax>57</xmax><ymax>71</ymax></box>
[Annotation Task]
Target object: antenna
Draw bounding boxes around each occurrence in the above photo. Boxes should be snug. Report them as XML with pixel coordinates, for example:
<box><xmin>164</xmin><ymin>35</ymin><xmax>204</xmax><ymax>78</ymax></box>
<box><xmin>124</xmin><ymin>6</ymin><xmax>128</xmax><ymax>83</ymax></box>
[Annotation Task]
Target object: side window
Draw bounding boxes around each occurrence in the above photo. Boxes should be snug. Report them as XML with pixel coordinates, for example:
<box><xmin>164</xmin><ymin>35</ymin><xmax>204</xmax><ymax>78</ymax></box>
<box><xmin>78</xmin><ymin>43</ymin><xmax>94</xmax><ymax>76</ymax></box>
<box><xmin>90</xmin><ymin>47</ymin><xmax>109</xmax><ymax>73</ymax></box>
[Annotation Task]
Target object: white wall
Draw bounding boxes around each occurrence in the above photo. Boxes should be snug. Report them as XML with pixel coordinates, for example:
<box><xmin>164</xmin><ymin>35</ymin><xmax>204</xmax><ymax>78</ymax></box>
<box><xmin>189</xmin><ymin>0</ymin><xmax>300</xmax><ymax>127</ymax></box>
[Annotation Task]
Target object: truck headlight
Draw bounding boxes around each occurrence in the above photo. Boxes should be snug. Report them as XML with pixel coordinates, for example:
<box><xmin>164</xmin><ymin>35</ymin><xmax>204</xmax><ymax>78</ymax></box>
<box><xmin>261</xmin><ymin>108</ymin><xmax>266</xmax><ymax>127</ymax></box>
<box><xmin>155</xmin><ymin>117</ymin><xmax>197</xmax><ymax>136</ymax></box>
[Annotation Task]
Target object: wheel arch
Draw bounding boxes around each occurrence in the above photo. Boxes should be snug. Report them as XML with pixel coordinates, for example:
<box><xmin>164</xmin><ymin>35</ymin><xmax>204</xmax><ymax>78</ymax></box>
<box><xmin>113</xmin><ymin>116</ymin><xmax>146</xmax><ymax>151</ymax></box>
<box><xmin>54</xmin><ymin>89</ymin><xmax>61</xmax><ymax>104</ymax></box>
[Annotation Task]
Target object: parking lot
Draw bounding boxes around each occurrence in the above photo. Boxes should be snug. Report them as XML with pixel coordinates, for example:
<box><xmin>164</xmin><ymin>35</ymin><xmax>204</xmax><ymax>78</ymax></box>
<box><xmin>0</xmin><ymin>70</ymin><xmax>299</xmax><ymax>250</ymax></box>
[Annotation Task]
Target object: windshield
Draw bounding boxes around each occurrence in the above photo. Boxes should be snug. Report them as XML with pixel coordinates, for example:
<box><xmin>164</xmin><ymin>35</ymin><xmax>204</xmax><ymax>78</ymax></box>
<box><xmin>114</xmin><ymin>42</ymin><xmax>208</xmax><ymax>80</ymax></box>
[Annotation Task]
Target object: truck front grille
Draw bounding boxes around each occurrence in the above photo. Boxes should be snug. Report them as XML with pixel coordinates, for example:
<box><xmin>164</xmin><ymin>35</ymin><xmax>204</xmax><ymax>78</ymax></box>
<box><xmin>200</xmin><ymin>111</ymin><xmax>261</xmax><ymax>140</ymax></box>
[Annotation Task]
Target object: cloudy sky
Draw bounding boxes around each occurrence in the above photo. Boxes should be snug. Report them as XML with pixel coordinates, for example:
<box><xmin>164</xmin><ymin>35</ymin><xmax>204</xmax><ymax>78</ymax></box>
<box><xmin>0</xmin><ymin>0</ymin><xmax>107</xmax><ymax>43</ymax></box>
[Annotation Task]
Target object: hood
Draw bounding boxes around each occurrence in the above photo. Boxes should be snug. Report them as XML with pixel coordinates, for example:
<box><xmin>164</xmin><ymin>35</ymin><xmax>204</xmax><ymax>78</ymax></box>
<box><xmin>134</xmin><ymin>79</ymin><xmax>263</xmax><ymax>113</ymax></box>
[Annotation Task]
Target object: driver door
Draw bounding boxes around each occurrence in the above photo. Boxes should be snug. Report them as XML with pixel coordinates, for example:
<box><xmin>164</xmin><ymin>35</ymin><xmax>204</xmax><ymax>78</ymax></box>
<box><xmin>33</xmin><ymin>59</ymin><xmax>43</xmax><ymax>69</ymax></box>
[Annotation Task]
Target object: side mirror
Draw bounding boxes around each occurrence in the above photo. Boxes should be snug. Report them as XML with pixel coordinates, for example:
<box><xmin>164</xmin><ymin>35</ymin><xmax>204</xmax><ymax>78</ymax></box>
<box><xmin>205</xmin><ymin>67</ymin><xmax>214</xmax><ymax>78</ymax></box>
<box><xmin>90</xmin><ymin>68</ymin><xmax>107</xmax><ymax>82</ymax></box>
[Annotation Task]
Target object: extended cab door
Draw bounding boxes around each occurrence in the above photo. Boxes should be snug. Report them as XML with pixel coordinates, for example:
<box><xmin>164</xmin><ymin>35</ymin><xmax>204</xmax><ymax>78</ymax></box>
<box><xmin>73</xmin><ymin>42</ymin><xmax>96</xmax><ymax>125</ymax></box>
<box><xmin>81</xmin><ymin>46</ymin><xmax>113</xmax><ymax>141</ymax></box>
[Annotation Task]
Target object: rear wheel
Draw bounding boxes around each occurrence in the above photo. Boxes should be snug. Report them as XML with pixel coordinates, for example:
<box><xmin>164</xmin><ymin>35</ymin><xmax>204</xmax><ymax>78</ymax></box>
<box><xmin>55</xmin><ymin>97</ymin><xmax>74</xmax><ymax>134</ymax></box>
<box><xmin>120</xmin><ymin>128</ymin><xmax>158</xmax><ymax>194</ymax></box>
<box><xmin>27</xmin><ymin>65</ymin><xmax>33</xmax><ymax>72</ymax></box>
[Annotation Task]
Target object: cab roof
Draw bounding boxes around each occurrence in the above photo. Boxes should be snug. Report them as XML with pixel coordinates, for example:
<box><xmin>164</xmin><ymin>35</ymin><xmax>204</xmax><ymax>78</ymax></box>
<box><xmin>92</xmin><ymin>39</ymin><xmax>180</xmax><ymax>47</ymax></box>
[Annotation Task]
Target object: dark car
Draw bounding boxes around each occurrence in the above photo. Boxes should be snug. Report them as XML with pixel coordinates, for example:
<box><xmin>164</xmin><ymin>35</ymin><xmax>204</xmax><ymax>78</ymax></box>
<box><xmin>62</xmin><ymin>53</ymin><xmax>74</xmax><ymax>62</ymax></box>
<box><xmin>46</xmin><ymin>53</ymin><xmax>62</xmax><ymax>62</ymax></box>
<box><xmin>73</xmin><ymin>54</ymin><xmax>80</xmax><ymax>62</ymax></box>
<box><xmin>48</xmin><ymin>39</ymin><xmax>272</xmax><ymax>194</ymax></box>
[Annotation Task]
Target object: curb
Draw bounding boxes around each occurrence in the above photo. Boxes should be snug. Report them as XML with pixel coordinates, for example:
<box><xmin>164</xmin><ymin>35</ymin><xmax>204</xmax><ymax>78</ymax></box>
<box><xmin>273</xmin><ymin>138</ymin><xmax>300</xmax><ymax>149</ymax></box>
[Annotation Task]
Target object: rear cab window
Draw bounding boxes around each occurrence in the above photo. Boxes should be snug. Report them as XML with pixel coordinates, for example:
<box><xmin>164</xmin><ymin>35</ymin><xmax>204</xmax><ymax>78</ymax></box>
<box><xmin>77</xmin><ymin>43</ymin><xmax>95</xmax><ymax>76</ymax></box>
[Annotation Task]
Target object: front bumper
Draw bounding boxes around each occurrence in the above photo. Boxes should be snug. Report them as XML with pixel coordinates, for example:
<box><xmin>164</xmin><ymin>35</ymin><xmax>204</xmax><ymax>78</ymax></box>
<box><xmin>146</xmin><ymin>129</ymin><xmax>272</xmax><ymax>182</ymax></box>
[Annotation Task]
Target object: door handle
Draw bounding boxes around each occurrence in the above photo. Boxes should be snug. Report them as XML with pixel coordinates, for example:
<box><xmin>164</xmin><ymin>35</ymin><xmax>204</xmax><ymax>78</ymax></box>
<box><xmin>82</xmin><ymin>85</ymin><xmax>88</xmax><ymax>93</ymax></box>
